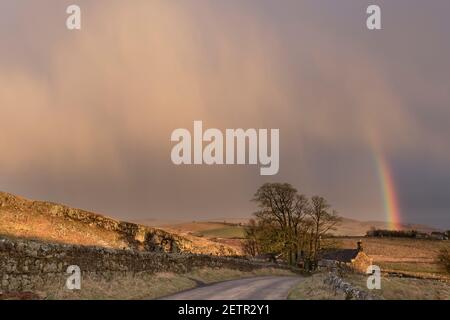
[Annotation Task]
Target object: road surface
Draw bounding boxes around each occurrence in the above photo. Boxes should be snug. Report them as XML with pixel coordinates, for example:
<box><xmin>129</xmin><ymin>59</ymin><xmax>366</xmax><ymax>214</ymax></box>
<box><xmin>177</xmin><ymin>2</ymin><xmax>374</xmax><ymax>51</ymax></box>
<box><xmin>161</xmin><ymin>276</ymin><xmax>302</xmax><ymax>300</ymax></box>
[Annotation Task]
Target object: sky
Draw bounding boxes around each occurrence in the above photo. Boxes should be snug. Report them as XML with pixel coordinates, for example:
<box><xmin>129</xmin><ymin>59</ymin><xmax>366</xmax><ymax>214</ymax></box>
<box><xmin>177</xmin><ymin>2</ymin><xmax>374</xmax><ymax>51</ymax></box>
<box><xmin>0</xmin><ymin>0</ymin><xmax>449</xmax><ymax>228</ymax></box>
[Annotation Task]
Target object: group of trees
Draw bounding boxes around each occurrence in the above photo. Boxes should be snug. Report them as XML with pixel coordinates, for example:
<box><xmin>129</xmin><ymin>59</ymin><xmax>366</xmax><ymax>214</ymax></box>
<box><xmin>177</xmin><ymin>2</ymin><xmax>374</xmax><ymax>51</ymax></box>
<box><xmin>243</xmin><ymin>183</ymin><xmax>341</xmax><ymax>269</ymax></box>
<box><xmin>366</xmin><ymin>229</ymin><xmax>419</xmax><ymax>238</ymax></box>
<box><xmin>367</xmin><ymin>228</ymin><xmax>450</xmax><ymax>240</ymax></box>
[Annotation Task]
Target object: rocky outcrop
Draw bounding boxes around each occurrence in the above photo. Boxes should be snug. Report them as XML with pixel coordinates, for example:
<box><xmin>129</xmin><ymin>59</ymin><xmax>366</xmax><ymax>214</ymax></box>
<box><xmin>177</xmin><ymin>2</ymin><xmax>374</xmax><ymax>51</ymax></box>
<box><xmin>0</xmin><ymin>237</ymin><xmax>281</xmax><ymax>292</ymax></box>
<box><xmin>0</xmin><ymin>191</ymin><xmax>239</xmax><ymax>256</ymax></box>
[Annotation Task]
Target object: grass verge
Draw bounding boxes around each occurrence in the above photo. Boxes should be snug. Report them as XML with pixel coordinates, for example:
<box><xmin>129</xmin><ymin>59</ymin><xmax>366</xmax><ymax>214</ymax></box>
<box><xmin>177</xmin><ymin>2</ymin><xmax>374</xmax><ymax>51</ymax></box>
<box><xmin>288</xmin><ymin>271</ymin><xmax>450</xmax><ymax>300</ymax></box>
<box><xmin>343</xmin><ymin>273</ymin><xmax>450</xmax><ymax>300</ymax></box>
<box><xmin>288</xmin><ymin>273</ymin><xmax>346</xmax><ymax>300</ymax></box>
<box><xmin>40</xmin><ymin>267</ymin><xmax>296</xmax><ymax>300</ymax></box>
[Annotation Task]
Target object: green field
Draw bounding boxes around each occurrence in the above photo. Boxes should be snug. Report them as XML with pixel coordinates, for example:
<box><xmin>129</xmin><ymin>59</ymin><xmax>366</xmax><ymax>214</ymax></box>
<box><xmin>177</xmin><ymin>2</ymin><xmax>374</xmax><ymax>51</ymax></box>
<box><xmin>193</xmin><ymin>225</ymin><xmax>245</xmax><ymax>239</ymax></box>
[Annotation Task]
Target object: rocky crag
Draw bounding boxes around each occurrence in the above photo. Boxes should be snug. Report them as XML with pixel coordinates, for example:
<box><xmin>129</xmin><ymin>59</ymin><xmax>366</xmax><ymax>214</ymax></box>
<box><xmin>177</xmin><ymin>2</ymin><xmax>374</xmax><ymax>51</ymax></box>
<box><xmin>0</xmin><ymin>191</ymin><xmax>239</xmax><ymax>256</ymax></box>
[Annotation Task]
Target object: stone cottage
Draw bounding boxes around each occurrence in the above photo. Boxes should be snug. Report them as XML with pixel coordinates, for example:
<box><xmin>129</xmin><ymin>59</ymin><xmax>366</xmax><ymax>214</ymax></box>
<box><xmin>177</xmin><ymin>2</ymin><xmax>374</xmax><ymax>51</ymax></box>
<box><xmin>318</xmin><ymin>241</ymin><xmax>373</xmax><ymax>273</ymax></box>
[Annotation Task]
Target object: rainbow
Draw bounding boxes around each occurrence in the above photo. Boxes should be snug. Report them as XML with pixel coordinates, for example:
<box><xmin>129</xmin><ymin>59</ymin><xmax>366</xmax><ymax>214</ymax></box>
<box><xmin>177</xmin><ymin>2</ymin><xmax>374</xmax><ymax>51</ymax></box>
<box><xmin>374</xmin><ymin>151</ymin><xmax>402</xmax><ymax>230</ymax></box>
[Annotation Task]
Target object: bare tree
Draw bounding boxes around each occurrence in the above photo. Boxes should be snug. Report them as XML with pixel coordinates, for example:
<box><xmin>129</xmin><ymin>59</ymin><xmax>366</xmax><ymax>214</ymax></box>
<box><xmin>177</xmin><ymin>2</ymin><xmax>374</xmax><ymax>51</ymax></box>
<box><xmin>307</xmin><ymin>196</ymin><xmax>342</xmax><ymax>265</ymax></box>
<box><xmin>252</xmin><ymin>183</ymin><xmax>309</xmax><ymax>264</ymax></box>
<box><xmin>245</xmin><ymin>183</ymin><xmax>341</xmax><ymax>269</ymax></box>
<box><xmin>242</xmin><ymin>219</ymin><xmax>259</xmax><ymax>256</ymax></box>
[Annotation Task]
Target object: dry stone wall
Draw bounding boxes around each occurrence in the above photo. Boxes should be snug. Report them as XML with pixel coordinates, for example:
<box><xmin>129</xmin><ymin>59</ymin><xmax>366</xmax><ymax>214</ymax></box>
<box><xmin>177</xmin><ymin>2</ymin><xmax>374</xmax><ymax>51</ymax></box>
<box><xmin>324</xmin><ymin>272</ymin><xmax>380</xmax><ymax>300</ymax></box>
<box><xmin>0</xmin><ymin>237</ymin><xmax>281</xmax><ymax>292</ymax></box>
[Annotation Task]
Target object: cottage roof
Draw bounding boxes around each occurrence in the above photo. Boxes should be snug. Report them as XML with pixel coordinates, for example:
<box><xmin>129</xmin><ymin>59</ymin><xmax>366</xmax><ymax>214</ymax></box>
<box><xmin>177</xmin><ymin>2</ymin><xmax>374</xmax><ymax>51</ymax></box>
<box><xmin>319</xmin><ymin>249</ymin><xmax>359</xmax><ymax>263</ymax></box>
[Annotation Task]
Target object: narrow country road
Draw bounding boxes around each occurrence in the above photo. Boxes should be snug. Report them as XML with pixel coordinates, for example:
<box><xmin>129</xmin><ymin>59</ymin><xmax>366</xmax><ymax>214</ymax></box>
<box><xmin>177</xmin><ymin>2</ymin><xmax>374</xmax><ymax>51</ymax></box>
<box><xmin>161</xmin><ymin>276</ymin><xmax>302</xmax><ymax>300</ymax></box>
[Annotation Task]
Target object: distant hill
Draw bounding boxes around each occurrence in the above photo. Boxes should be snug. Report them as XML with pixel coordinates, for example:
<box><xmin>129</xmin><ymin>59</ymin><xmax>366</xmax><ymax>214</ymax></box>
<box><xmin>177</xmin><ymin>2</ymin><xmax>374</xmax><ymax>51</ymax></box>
<box><xmin>144</xmin><ymin>217</ymin><xmax>440</xmax><ymax>238</ymax></box>
<box><xmin>0</xmin><ymin>191</ymin><xmax>240</xmax><ymax>256</ymax></box>
<box><xmin>333</xmin><ymin>218</ymin><xmax>439</xmax><ymax>236</ymax></box>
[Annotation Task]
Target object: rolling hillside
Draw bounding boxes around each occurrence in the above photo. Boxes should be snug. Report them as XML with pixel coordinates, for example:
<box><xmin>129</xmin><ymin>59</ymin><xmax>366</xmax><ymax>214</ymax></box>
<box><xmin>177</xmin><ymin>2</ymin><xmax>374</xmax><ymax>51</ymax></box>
<box><xmin>0</xmin><ymin>191</ymin><xmax>240</xmax><ymax>256</ymax></box>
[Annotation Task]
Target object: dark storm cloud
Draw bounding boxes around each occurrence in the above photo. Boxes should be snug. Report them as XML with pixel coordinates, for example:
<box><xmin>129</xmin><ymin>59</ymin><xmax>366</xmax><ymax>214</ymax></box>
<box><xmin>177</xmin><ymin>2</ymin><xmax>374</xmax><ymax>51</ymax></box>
<box><xmin>0</xmin><ymin>0</ymin><xmax>449</xmax><ymax>228</ymax></box>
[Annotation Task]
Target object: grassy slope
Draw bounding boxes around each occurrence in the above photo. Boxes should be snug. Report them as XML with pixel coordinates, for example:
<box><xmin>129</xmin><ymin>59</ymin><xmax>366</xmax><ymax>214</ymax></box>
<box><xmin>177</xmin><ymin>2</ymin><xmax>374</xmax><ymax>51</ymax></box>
<box><xmin>288</xmin><ymin>273</ymin><xmax>347</xmax><ymax>300</ymax></box>
<box><xmin>0</xmin><ymin>205</ymin><xmax>127</xmax><ymax>248</ymax></box>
